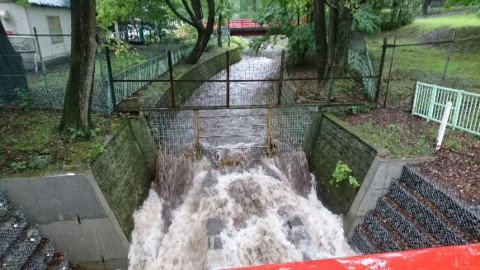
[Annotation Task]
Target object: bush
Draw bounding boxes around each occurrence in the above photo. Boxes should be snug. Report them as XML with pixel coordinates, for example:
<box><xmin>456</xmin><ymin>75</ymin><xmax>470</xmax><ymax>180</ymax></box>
<box><xmin>230</xmin><ymin>36</ymin><xmax>248</xmax><ymax>49</ymax></box>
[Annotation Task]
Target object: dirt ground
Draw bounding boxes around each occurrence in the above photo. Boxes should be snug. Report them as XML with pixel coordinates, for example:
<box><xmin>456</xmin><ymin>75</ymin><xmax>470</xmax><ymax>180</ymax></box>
<box><xmin>342</xmin><ymin>108</ymin><xmax>480</xmax><ymax>208</ymax></box>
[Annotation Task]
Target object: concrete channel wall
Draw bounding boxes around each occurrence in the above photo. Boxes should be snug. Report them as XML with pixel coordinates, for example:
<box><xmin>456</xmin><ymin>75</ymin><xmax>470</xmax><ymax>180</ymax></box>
<box><xmin>0</xmin><ymin>117</ymin><xmax>156</xmax><ymax>269</ymax></box>
<box><xmin>344</xmin><ymin>156</ymin><xmax>434</xmax><ymax>239</ymax></box>
<box><xmin>307</xmin><ymin>113</ymin><xmax>387</xmax><ymax>215</ymax></box>
<box><xmin>305</xmin><ymin>112</ymin><xmax>434</xmax><ymax>239</ymax></box>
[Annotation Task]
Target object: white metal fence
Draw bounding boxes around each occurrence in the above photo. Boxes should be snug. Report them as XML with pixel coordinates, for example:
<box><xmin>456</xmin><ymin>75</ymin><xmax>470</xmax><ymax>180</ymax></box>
<box><xmin>412</xmin><ymin>82</ymin><xmax>480</xmax><ymax>136</ymax></box>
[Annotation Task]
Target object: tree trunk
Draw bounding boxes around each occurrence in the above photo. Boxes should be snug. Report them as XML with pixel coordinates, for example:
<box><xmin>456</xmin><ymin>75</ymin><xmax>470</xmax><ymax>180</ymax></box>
<box><xmin>59</xmin><ymin>0</ymin><xmax>97</xmax><ymax>135</ymax></box>
<box><xmin>326</xmin><ymin>3</ymin><xmax>353</xmax><ymax>76</ymax></box>
<box><xmin>422</xmin><ymin>0</ymin><xmax>432</xmax><ymax>16</ymax></box>
<box><xmin>186</xmin><ymin>26</ymin><xmax>214</xmax><ymax>64</ymax></box>
<box><xmin>0</xmin><ymin>20</ymin><xmax>29</xmax><ymax>104</ymax></box>
<box><xmin>314</xmin><ymin>0</ymin><xmax>327</xmax><ymax>80</ymax></box>
<box><xmin>185</xmin><ymin>0</ymin><xmax>215</xmax><ymax>64</ymax></box>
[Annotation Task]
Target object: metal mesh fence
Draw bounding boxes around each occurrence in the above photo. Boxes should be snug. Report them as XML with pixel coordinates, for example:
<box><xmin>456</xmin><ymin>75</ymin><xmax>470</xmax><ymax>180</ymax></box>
<box><xmin>270</xmin><ymin>106</ymin><xmax>317</xmax><ymax>151</ymax></box>
<box><xmin>148</xmin><ymin>110</ymin><xmax>195</xmax><ymax>154</ymax></box>
<box><xmin>349</xmin><ymin>36</ymin><xmax>377</xmax><ymax>100</ymax></box>
<box><xmin>147</xmin><ymin>106</ymin><xmax>317</xmax><ymax>154</ymax></box>
<box><xmin>112</xmin><ymin>45</ymin><xmax>193</xmax><ymax>106</ymax></box>
<box><xmin>0</xmin><ymin>31</ymin><xmax>196</xmax><ymax>113</ymax></box>
<box><xmin>377</xmin><ymin>35</ymin><xmax>480</xmax><ymax>108</ymax></box>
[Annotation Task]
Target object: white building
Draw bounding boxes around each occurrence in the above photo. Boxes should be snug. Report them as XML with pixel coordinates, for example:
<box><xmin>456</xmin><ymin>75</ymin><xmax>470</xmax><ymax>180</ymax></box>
<box><xmin>0</xmin><ymin>0</ymin><xmax>71</xmax><ymax>67</ymax></box>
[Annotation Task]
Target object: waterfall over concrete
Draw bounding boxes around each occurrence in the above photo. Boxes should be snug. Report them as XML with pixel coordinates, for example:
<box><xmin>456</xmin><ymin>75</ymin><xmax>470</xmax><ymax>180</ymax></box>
<box><xmin>129</xmin><ymin>151</ymin><xmax>354</xmax><ymax>270</ymax></box>
<box><xmin>129</xmin><ymin>55</ymin><xmax>355</xmax><ymax>269</ymax></box>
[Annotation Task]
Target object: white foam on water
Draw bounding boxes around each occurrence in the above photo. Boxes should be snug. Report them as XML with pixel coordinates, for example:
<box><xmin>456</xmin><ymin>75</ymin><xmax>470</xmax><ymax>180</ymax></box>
<box><xmin>129</xmin><ymin>154</ymin><xmax>355</xmax><ymax>270</ymax></box>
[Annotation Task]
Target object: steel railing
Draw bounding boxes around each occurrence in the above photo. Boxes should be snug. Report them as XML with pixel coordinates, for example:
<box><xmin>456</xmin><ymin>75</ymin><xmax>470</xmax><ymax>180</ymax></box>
<box><xmin>412</xmin><ymin>82</ymin><xmax>480</xmax><ymax>136</ymax></box>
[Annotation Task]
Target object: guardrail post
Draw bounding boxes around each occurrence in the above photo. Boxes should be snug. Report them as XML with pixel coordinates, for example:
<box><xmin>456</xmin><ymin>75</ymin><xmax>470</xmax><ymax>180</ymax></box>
<box><xmin>451</xmin><ymin>91</ymin><xmax>463</xmax><ymax>130</ymax></box>
<box><xmin>167</xmin><ymin>50</ymin><xmax>175</xmax><ymax>108</ymax></box>
<box><xmin>226</xmin><ymin>50</ymin><xmax>230</xmax><ymax>107</ymax></box>
<box><xmin>427</xmin><ymin>85</ymin><xmax>438</xmax><ymax>122</ymax></box>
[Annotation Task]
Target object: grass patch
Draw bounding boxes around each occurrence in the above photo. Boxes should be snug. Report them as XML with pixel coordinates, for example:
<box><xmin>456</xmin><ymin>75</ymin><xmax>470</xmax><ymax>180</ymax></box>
<box><xmin>366</xmin><ymin>13</ymin><xmax>480</xmax><ymax>106</ymax></box>
<box><xmin>0</xmin><ymin>109</ymin><xmax>125</xmax><ymax>178</ymax></box>
<box><xmin>343</xmin><ymin>109</ymin><xmax>475</xmax><ymax>157</ymax></box>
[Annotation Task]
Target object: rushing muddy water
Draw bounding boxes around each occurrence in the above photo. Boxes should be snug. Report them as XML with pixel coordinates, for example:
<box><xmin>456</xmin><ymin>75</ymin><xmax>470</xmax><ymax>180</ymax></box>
<box><xmin>129</xmin><ymin>55</ymin><xmax>355</xmax><ymax>269</ymax></box>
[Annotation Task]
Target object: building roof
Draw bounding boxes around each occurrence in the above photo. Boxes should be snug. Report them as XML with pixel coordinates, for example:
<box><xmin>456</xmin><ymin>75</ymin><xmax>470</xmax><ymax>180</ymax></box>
<box><xmin>28</xmin><ymin>0</ymin><xmax>70</xmax><ymax>8</ymax></box>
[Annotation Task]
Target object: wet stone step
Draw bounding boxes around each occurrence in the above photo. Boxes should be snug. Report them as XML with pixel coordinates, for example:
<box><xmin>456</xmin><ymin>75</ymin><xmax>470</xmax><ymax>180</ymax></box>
<box><xmin>400</xmin><ymin>166</ymin><xmax>480</xmax><ymax>239</ymax></box>
<box><xmin>350</xmin><ymin>226</ymin><xmax>379</xmax><ymax>254</ymax></box>
<box><xmin>376</xmin><ymin>197</ymin><xmax>433</xmax><ymax>249</ymax></box>
<box><xmin>363</xmin><ymin>213</ymin><xmax>403</xmax><ymax>252</ymax></box>
<box><xmin>388</xmin><ymin>181</ymin><xmax>467</xmax><ymax>246</ymax></box>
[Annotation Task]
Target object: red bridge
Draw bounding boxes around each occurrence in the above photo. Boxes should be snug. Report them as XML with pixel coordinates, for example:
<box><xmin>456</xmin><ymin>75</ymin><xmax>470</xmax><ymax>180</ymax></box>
<box><xmin>229</xmin><ymin>19</ymin><xmax>267</xmax><ymax>36</ymax></box>
<box><xmin>204</xmin><ymin>18</ymin><xmax>267</xmax><ymax>36</ymax></box>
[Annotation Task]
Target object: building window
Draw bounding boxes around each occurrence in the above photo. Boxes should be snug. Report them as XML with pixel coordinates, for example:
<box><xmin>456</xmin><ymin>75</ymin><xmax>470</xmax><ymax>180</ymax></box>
<box><xmin>47</xmin><ymin>16</ymin><xmax>63</xmax><ymax>44</ymax></box>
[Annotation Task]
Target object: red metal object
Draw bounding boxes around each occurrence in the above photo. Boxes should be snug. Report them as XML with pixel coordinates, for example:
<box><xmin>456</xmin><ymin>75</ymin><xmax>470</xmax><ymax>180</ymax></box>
<box><xmin>225</xmin><ymin>244</ymin><xmax>480</xmax><ymax>270</ymax></box>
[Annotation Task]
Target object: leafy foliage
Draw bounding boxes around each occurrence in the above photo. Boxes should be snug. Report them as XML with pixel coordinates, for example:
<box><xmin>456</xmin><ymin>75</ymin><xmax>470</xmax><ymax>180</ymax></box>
<box><xmin>230</xmin><ymin>36</ymin><xmax>248</xmax><ymax>49</ymax></box>
<box><xmin>329</xmin><ymin>161</ymin><xmax>360</xmax><ymax>188</ymax></box>
<box><xmin>369</xmin><ymin>0</ymin><xmax>421</xmax><ymax>30</ymax></box>
<box><xmin>287</xmin><ymin>25</ymin><xmax>315</xmax><ymax>63</ymax></box>
<box><xmin>352</xmin><ymin>4</ymin><xmax>382</xmax><ymax>34</ymax></box>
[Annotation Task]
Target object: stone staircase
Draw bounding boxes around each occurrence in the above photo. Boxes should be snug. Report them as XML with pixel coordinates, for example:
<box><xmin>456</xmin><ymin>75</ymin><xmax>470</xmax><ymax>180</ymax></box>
<box><xmin>351</xmin><ymin>166</ymin><xmax>480</xmax><ymax>254</ymax></box>
<box><xmin>0</xmin><ymin>188</ymin><xmax>78</xmax><ymax>270</ymax></box>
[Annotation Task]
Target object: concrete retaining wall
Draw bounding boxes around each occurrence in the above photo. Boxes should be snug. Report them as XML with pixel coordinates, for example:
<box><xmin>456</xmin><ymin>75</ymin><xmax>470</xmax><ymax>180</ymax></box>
<box><xmin>307</xmin><ymin>113</ymin><xmax>387</xmax><ymax>215</ymax></box>
<box><xmin>344</xmin><ymin>156</ymin><xmax>434</xmax><ymax>239</ymax></box>
<box><xmin>90</xmin><ymin>117</ymin><xmax>157</xmax><ymax>239</ymax></box>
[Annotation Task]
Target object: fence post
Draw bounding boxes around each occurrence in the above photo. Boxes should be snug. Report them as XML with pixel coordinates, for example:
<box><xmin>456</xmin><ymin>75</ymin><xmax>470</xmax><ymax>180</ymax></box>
<box><xmin>167</xmin><ymin>50</ymin><xmax>175</xmax><ymax>108</ymax></box>
<box><xmin>194</xmin><ymin>109</ymin><xmax>200</xmax><ymax>147</ymax></box>
<box><xmin>427</xmin><ymin>85</ymin><xmax>438</xmax><ymax>122</ymax></box>
<box><xmin>266</xmin><ymin>107</ymin><xmax>272</xmax><ymax>151</ymax></box>
<box><xmin>105</xmin><ymin>46</ymin><xmax>116</xmax><ymax>107</ymax></box>
<box><xmin>451</xmin><ymin>90</ymin><xmax>463</xmax><ymax>130</ymax></box>
<box><xmin>226</xmin><ymin>50</ymin><xmax>230</xmax><ymax>107</ymax></box>
<box><xmin>375</xmin><ymin>38</ymin><xmax>388</xmax><ymax>104</ymax></box>
<box><xmin>277</xmin><ymin>50</ymin><xmax>285</xmax><ymax>105</ymax></box>
<box><xmin>33</xmin><ymin>27</ymin><xmax>46</xmax><ymax>73</ymax></box>
<box><xmin>411</xmin><ymin>81</ymin><xmax>419</xmax><ymax>114</ymax></box>
<box><xmin>442</xmin><ymin>30</ymin><xmax>456</xmax><ymax>83</ymax></box>
<box><xmin>384</xmin><ymin>37</ymin><xmax>397</xmax><ymax>108</ymax></box>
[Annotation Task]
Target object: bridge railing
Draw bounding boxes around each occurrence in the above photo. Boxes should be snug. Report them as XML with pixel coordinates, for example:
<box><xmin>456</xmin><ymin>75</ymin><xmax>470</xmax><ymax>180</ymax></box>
<box><xmin>412</xmin><ymin>82</ymin><xmax>480</xmax><ymax>136</ymax></box>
